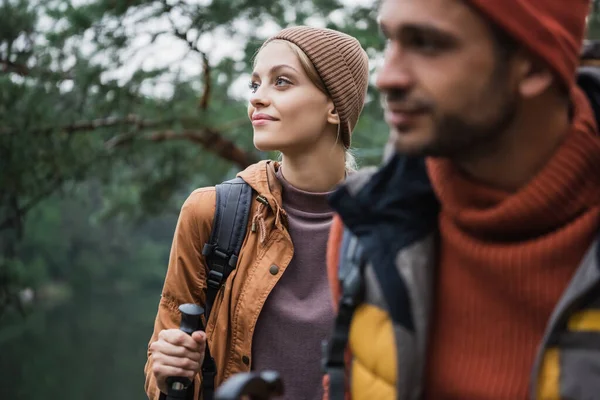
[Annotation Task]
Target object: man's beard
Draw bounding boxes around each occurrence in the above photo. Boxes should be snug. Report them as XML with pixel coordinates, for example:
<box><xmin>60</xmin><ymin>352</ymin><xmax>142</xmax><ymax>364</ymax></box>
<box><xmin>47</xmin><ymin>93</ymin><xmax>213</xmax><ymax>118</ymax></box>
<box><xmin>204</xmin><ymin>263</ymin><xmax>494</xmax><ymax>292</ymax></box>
<box><xmin>422</xmin><ymin>94</ymin><xmax>518</xmax><ymax>160</ymax></box>
<box><xmin>415</xmin><ymin>60</ymin><xmax>518</xmax><ymax>161</ymax></box>
<box><xmin>385</xmin><ymin>55</ymin><xmax>519</xmax><ymax>161</ymax></box>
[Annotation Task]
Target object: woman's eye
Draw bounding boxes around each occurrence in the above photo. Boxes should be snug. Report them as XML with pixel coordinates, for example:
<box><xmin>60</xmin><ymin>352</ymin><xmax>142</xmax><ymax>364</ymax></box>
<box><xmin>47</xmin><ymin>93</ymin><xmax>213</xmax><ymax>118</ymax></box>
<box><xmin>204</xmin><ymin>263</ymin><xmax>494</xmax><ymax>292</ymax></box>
<box><xmin>275</xmin><ymin>77</ymin><xmax>291</xmax><ymax>87</ymax></box>
<box><xmin>249</xmin><ymin>81</ymin><xmax>259</xmax><ymax>93</ymax></box>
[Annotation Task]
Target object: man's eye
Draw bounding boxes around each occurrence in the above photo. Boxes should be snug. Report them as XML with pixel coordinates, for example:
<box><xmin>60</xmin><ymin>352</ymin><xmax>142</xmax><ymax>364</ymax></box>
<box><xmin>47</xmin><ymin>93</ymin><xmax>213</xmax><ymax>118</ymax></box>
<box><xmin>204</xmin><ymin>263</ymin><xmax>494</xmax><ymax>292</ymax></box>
<box><xmin>404</xmin><ymin>30</ymin><xmax>454</xmax><ymax>54</ymax></box>
<box><xmin>412</xmin><ymin>34</ymin><xmax>439</xmax><ymax>52</ymax></box>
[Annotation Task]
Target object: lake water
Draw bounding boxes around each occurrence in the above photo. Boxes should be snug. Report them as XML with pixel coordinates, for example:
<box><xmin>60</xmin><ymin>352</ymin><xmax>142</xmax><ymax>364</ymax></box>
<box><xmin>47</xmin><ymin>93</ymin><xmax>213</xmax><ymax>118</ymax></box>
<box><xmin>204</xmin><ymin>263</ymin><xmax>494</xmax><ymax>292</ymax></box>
<box><xmin>0</xmin><ymin>289</ymin><xmax>160</xmax><ymax>400</ymax></box>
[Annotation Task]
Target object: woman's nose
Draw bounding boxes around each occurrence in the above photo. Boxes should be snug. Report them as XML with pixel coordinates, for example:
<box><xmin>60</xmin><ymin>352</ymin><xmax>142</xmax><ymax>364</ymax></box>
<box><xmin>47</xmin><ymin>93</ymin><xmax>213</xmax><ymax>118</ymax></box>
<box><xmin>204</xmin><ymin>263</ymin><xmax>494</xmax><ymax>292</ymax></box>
<box><xmin>249</xmin><ymin>85</ymin><xmax>271</xmax><ymax>108</ymax></box>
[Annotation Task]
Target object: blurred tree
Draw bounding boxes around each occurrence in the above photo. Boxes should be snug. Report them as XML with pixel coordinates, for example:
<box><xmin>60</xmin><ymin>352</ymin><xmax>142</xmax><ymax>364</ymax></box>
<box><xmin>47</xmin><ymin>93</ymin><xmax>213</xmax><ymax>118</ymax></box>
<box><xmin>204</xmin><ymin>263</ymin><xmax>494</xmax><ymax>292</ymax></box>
<box><xmin>0</xmin><ymin>0</ymin><xmax>384</xmax><ymax>313</ymax></box>
<box><xmin>2</xmin><ymin>1</ymin><xmax>600</xmax><ymax>398</ymax></box>
<box><xmin>587</xmin><ymin>0</ymin><xmax>600</xmax><ymax>38</ymax></box>
<box><xmin>0</xmin><ymin>2</ymin><xmax>385</xmax><ymax>397</ymax></box>
<box><xmin>3</xmin><ymin>0</ymin><xmax>600</xmax><ymax>315</ymax></box>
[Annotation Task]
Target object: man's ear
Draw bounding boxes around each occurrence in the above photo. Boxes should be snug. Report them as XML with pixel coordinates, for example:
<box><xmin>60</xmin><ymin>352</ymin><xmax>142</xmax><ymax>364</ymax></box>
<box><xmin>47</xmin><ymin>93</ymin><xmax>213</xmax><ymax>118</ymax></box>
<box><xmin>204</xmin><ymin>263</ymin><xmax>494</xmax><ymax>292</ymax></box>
<box><xmin>515</xmin><ymin>51</ymin><xmax>554</xmax><ymax>98</ymax></box>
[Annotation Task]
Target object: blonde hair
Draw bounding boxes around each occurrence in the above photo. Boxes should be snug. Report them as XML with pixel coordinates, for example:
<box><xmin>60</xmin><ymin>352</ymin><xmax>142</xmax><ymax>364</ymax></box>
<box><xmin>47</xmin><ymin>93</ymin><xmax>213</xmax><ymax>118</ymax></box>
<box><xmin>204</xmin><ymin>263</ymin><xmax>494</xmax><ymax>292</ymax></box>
<box><xmin>255</xmin><ymin>39</ymin><xmax>358</xmax><ymax>172</ymax></box>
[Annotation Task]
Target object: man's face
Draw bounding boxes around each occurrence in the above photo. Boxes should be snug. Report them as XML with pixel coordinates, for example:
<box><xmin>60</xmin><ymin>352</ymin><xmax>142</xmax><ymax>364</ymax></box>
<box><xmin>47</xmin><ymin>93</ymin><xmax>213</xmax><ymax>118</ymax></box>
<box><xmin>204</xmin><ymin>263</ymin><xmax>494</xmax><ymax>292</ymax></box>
<box><xmin>377</xmin><ymin>0</ymin><xmax>519</xmax><ymax>159</ymax></box>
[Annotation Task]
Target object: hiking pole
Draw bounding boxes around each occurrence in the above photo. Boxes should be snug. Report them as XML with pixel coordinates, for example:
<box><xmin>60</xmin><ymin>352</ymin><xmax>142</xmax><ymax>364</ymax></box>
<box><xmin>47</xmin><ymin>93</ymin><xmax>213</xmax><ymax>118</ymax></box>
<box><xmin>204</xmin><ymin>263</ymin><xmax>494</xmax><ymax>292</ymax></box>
<box><xmin>166</xmin><ymin>303</ymin><xmax>205</xmax><ymax>400</ymax></box>
<box><xmin>215</xmin><ymin>371</ymin><xmax>284</xmax><ymax>400</ymax></box>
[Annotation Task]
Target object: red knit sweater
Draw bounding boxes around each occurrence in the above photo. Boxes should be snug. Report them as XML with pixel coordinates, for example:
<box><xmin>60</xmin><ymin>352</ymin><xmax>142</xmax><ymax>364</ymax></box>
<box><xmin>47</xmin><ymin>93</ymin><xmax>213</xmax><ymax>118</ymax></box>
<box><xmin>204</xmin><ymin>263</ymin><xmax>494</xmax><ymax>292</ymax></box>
<box><xmin>423</xmin><ymin>89</ymin><xmax>600</xmax><ymax>399</ymax></box>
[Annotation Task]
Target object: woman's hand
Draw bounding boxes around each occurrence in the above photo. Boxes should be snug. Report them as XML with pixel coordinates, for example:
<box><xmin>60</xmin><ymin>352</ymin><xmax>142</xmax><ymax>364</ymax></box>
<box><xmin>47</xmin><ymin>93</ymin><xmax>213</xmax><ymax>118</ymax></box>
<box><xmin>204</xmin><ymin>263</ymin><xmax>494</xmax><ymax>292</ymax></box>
<box><xmin>150</xmin><ymin>329</ymin><xmax>206</xmax><ymax>394</ymax></box>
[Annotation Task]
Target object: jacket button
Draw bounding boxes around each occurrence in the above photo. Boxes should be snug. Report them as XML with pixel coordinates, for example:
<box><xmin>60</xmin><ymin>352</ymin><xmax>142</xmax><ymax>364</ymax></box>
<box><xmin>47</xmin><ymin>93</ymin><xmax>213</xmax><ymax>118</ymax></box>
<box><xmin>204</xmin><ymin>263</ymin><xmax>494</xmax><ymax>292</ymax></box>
<box><xmin>269</xmin><ymin>265</ymin><xmax>279</xmax><ymax>275</ymax></box>
<box><xmin>242</xmin><ymin>355</ymin><xmax>250</xmax><ymax>365</ymax></box>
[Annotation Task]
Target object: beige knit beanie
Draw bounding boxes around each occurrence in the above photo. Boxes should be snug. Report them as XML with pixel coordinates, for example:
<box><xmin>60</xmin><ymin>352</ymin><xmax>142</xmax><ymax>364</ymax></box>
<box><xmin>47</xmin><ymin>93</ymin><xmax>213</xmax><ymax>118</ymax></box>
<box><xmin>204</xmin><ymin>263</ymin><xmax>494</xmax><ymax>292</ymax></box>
<box><xmin>260</xmin><ymin>26</ymin><xmax>370</xmax><ymax>148</ymax></box>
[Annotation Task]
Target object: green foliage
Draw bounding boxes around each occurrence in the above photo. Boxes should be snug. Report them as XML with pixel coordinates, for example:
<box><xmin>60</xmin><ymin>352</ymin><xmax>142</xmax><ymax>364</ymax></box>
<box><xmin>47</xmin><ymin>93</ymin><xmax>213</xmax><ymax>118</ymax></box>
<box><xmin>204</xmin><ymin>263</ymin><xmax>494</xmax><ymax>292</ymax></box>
<box><xmin>12</xmin><ymin>0</ymin><xmax>600</xmax><ymax>397</ymax></box>
<box><xmin>0</xmin><ymin>0</ymin><xmax>387</xmax><ymax>397</ymax></box>
<box><xmin>0</xmin><ymin>0</ymin><xmax>387</xmax><ymax>289</ymax></box>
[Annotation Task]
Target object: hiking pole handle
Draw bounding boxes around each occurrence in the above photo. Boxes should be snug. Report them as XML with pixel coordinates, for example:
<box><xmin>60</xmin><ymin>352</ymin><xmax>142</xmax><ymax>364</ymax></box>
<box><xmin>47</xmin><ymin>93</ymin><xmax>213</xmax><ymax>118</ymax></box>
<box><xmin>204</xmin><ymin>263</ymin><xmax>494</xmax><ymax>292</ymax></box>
<box><xmin>166</xmin><ymin>303</ymin><xmax>205</xmax><ymax>400</ymax></box>
<box><xmin>215</xmin><ymin>371</ymin><xmax>284</xmax><ymax>400</ymax></box>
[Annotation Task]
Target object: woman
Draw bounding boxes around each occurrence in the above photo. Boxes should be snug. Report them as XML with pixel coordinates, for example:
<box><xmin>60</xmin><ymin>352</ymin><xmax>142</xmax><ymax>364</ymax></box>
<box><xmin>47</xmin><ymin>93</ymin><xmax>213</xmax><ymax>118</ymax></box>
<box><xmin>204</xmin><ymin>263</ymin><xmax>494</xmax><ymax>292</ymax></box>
<box><xmin>144</xmin><ymin>26</ymin><xmax>369</xmax><ymax>400</ymax></box>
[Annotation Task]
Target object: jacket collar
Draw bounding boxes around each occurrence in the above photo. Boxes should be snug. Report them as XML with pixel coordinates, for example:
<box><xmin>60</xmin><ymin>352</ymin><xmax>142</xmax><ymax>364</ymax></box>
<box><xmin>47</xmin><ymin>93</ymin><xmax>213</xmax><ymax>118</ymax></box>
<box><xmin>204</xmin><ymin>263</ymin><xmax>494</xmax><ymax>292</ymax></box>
<box><xmin>237</xmin><ymin>160</ymin><xmax>282</xmax><ymax>201</ymax></box>
<box><xmin>237</xmin><ymin>160</ymin><xmax>287</xmax><ymax>231</ymax></box>
<box><xmin>329</xmin><ymin>154</ymin><xmax>439</xmax><ymax>238</ymax></box>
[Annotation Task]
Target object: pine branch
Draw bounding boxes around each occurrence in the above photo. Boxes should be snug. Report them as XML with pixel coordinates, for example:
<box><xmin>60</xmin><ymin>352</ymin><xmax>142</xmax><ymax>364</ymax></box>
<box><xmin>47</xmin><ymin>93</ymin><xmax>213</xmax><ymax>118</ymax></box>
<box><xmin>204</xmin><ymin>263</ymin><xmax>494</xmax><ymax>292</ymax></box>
<box><xmin>0</xmin><ymin>154</ymin><xmax>106</xmax><ymax>233</ymax></box>
<box><xmin>199</xmin><ymin>52</ymin><xmax>211</xmax><ymax>110</ymax></box>
<box><xmin>169</xmin><ymin>18</ymin><xmax>212</xmax><ymax>110</ymax></box>
<box><xmin>0</xmin><ymin>59</ymin><xmax>74</xmax><ymax>80</ymax></box>
<box><xmin>106</xmin><ymin>128</ymin><xmax>258</xmax><ymax>169</ymax></box>
<box><xmin>0</xmin><ymin>59</ymin><xmax>29</xmax><ymax>76</ymax></box>
<box><xmin>60</xmin><ymin>115</ymin><xmax>165</xmax><ymax>133</ymax></box>
<box><xmin>0</xmin><ymin>177</ymin><xmax>64</xmax><ymax>232</ymax></box>
<box><xmin>0</xmin><ymin>115</ymin><xmax>170</xmax><ymax>136</ymax></box>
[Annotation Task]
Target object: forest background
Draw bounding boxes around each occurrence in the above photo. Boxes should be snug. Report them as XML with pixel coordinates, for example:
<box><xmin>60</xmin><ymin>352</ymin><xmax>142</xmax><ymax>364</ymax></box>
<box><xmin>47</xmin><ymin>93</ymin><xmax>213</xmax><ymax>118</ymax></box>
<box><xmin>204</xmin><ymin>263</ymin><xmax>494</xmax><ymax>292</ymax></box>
<box><xmin>2</xmin><ymin>1</ymin><xmax>600</xmax><ymax>398</ymax></box>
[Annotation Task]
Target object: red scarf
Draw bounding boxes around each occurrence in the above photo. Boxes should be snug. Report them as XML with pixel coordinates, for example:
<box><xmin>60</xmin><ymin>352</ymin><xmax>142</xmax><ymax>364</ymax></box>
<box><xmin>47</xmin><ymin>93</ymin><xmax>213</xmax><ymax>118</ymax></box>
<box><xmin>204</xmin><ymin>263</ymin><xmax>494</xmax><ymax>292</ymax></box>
<box><xmin>424</xmin><ymin>88</ymin><xmax>600</xmax><ymax>399</ymax></box>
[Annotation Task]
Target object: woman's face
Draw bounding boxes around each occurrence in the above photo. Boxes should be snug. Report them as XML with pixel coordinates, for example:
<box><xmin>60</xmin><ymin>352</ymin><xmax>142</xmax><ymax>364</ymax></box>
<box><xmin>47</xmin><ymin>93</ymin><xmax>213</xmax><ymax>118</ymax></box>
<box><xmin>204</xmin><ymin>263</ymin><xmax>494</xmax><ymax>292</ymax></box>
<box><xmin>248</xmin><ymin>41</ymin><xmax>336</xmax><ymax>153</ymax></box>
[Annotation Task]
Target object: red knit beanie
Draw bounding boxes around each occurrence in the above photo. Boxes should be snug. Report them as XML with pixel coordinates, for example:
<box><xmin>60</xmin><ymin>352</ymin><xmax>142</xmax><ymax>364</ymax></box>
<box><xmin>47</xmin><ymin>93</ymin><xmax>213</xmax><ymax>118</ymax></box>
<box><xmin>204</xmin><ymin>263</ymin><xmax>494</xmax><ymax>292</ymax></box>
<box><xmin>466</xmin><ymin>0</ymin><xmax>591</xmax><ymax>89</ymax></box>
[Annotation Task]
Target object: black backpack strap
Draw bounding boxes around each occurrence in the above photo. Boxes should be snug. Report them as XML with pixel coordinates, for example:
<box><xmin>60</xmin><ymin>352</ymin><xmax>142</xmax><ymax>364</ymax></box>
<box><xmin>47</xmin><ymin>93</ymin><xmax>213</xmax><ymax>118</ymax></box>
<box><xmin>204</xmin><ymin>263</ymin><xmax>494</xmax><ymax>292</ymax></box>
<box><xmin>202</xmin><ymin>177</ymin><xmax>253</xmax><ymax>318</ymax></box>
<box><xmin>322</xmin><ymin>229</ymin><xmax>366</xmax><ymax>400</ymax></box>
<box><xmin>577</xmin><ymin>65</ymin><xmax>600</xmax><ymax>125</ymax></box>
<box><xmin>200</xmin><ymin>176</ymin><xmax>253</xmax><ymax>400</ymax></box>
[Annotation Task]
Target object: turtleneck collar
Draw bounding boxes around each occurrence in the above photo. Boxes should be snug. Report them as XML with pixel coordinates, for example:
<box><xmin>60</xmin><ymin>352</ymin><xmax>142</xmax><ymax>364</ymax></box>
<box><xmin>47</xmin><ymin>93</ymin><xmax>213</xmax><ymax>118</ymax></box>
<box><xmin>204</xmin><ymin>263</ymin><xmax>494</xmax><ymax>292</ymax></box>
<box><xmin>426</xmin><ymin>87</ymin><xmax>600</xmax><ymax>241</ymax></box>
<box><xmin>276</xmin><ymin>167</ymin><xmax>334</xmax><ymax>215</ymax></box>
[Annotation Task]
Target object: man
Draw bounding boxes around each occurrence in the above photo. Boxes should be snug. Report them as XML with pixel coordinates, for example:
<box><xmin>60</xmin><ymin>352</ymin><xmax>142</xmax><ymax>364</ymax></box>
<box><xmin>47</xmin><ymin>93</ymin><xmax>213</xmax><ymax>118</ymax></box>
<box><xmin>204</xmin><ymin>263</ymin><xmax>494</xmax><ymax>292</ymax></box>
<box><xmin>323</xmin><ymin>0</ymin><xmax>600</xmax><ymax>399</ymax></box>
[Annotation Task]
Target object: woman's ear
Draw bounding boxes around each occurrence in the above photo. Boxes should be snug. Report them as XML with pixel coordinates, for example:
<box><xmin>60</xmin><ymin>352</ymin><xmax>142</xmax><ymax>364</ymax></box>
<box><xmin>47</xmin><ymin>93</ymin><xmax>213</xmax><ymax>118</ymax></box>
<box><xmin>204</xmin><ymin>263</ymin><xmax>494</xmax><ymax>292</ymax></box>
<box><xmin>327</xmin><ymin>107</ymin><xmax>340</xmax><ymax>125</ymax></box>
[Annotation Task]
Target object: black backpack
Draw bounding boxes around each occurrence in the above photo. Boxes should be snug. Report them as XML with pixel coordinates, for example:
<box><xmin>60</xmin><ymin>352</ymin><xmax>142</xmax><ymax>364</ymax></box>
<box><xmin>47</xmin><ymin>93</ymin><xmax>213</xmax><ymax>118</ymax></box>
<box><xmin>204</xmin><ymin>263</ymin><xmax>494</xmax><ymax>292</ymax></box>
<box><xmin>199</xmin><ymin>176</ymin><xmax>254</xmax><ymax>400</ymax></box>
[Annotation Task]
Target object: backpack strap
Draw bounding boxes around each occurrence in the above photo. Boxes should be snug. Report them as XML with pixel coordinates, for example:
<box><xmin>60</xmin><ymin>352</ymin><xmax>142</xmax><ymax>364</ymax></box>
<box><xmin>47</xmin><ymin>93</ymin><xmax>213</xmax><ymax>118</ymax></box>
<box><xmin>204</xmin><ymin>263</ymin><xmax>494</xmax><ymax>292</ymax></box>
<box><xmin>576</xmin><ymin>65</ymin><xmax>600</xmax><ymax>126</ymax></box>
<box><xmin>200</xmin><ymin>176</ymin><xmax>253</xmax><ymax>400</ymax></box>
<box><xmin>202</xmin><ymin>177</ymin><xmax>253</xmax><ymax>318</ymax></box>
<box><xmin>322</xmin><ymin>229</ymin><xmax>366</xmax><ymax>400</ymax></box>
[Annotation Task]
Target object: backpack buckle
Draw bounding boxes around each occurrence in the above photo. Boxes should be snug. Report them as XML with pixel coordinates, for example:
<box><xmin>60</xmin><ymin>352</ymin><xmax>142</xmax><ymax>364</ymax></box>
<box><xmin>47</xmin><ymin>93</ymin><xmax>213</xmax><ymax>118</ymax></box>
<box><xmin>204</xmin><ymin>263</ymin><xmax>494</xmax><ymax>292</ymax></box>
<box><xmin>202</xmin><ymin>244</ymin><xmax>229</xmax><ymax>261</ymax></box>
<box><xmin>207</xmin><ymin>270</ymin><xmax>224</xmax><ymax>289</ymax></box>
<box><xmin>212</xmin><ymin>247</ymin><xmax>229</xmax><ymax>260</ymax></box>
